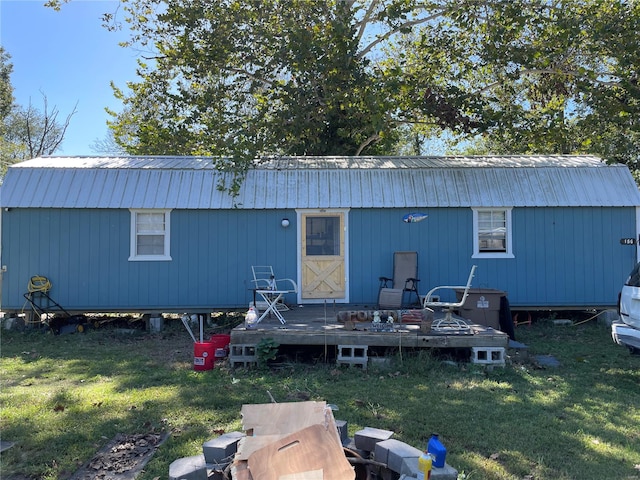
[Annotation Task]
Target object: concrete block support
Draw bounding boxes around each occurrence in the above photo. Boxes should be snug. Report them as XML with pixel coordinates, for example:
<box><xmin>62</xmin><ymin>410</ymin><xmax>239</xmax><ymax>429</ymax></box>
<box><xmin>168</xmin><ymin>454</ymin><xmax>208</xmax><ymax>480</ymax></box>
<box><xmin>471</xmin><ymin>346</ymin><xmax>505</xmax><ymax>366</ymax></box>
<box><xmin>229</xmin><ymin>344</ymin><xmax>257</xmax><ymax>367</ymax></box>
<box><xmin>354</xmin><ymin>426</ymin><xmax>394</xmax><ymax>452</ymax></box>
<box><xmin>202</xmin><ymin>431</ymin><xmax>246</xmax><ymax>464</ymax></box>
<box><xmin>337</xmin><ymin>344</ymin><xmax>368</xmax><ymax>369</ymax></box>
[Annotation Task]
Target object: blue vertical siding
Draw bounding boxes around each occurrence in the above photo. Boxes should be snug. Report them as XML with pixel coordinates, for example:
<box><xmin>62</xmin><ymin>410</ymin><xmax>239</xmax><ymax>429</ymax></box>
<box><xmin>348</xmin><ymin>208</ymin><xmax>475</xmax><ymax>305</ymax></box>
<box><xmin>1</xmin><ymin>208</ymin><xmax>298</xmax><ymax>311</ymax></box>
<box><xmin>1</xmin><ymin>205</ymin><xmax>634</xmax><ymax>312</ymax></box>
<box><xmin>346</xmin><ymin>206</ymin><xmax>636</xmax><ymax>307</ymax></box>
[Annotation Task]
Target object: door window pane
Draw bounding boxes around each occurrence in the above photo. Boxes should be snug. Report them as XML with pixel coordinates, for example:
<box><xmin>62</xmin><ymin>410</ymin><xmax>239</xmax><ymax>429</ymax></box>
<box><xmin>306</xmin><ymin>216</ymin><xmax>340</xmax><ymax>256</ymax></box>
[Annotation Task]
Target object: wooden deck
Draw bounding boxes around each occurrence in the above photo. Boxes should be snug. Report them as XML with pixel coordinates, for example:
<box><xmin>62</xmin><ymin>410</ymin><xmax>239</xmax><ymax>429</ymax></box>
<box><xmin>230</xmin><ymin>304</ymin><xmax>509</xmax><ymax>351</ymax></box>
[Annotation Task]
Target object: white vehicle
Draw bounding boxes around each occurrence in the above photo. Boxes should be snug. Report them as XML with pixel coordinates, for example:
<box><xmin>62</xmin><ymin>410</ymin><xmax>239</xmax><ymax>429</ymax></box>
<box><xmin>613</xmin><ymin>262</ymin><xmax>640</xmax><ymax>354</ymax></box>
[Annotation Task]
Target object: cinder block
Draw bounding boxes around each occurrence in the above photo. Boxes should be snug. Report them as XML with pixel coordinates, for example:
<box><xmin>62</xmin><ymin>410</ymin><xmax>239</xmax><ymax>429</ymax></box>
<box><xmin>354</xmin><ymin>426</ymin><xmax>394</xmax><ymax>452</ymax></box>
<box><xmin>335</xmin><ymin>419</ymin><xmax>349</xmax><ymax>444</ymax></box>
<box><xmin>229</xmin><ymin>344</ymin><xmax>257</xmax><ymax>367</ymax></box>
<box><xmin>404</xmin><ymin>457</ymin><xmax>458</xmax><ymax>480</ymax></box>
<box><xmin>342</xmin><ymin>437</ymin><xmax>368</xmax><ymax>458</ymax></box>
<box><xmin>471</xmin><ymin>346</ymin><xmax>505</xmax><ymax>366</ymax></box>
<box><xmin>431</xmin><ymin>463</ymin><xmax>459</xmax><ymax>479</ymax></box>
<box><xmin>169</xmin><ymin>454</ymin><xmax>208</xmax><ymax>480</ymax></box>
<box><xmin>202</xmin><ymin>431</ymin><xmax>245</xmax><ymax>464</ymax></box>
<box><xmin>337</xmin><ymin>344</ymin><xmax>368</xmax><ymax>369</ymax></box>
<box><xmin>403</xmin><ymin>456</ymin><xmax>419</xmax><ymax>476</ymax></box>
<box><xmin>375</xmin><ymin>438</ymin><xmax>422</xmax><ymax>473</ymax></box>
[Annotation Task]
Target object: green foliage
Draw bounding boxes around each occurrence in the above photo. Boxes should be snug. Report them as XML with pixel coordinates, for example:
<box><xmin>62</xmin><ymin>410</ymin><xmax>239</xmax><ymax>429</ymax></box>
<box><xmin>0</xmin><ymin>47</ymin><xmax>13</xmax><ymax>121</ymax></box>
<box><xmin>392</xmin><ymin>1</ymin><xmax>640</xmax><ymax>163</ymax></box>
<box><xmin>47</xmin><ymin>1</ymin><xmax>640</xmax><ymax>189</ymax></box>
<box><xmin>106</xmin><ymin>0</ymin><xmax>401</xmax><ymax>196</ymax></box>
<box><xmin>256</xmin><ymin>337</ymin><xmax>280</xmax><ymax>364</ymax></box>
<box><xmin>0</xmin><ymin>47</ymin><xmax>17</xmax><ymax>178</ymax></box>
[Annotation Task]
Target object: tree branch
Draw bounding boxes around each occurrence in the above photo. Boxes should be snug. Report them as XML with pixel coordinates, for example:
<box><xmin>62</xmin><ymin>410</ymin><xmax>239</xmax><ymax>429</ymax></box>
<box><xmin>25</xmin><ymin>93</ymin><xmax>78</xmax><ymax>158</ymax></box>
<box><xmin>477</xmin><ymin>67</ymin><xmax>621</xmax><ymax>94</ymax></box>
<box><xmin>356</xmin><ymin>9</ymin><xmax>448</xmax><ymax>60</ymax></box>
<box><xmin>227</xmin><ymin>67</ymin><xmax>275</xmax><ymax>88</ymax></box>
<box><xmin>355</xmin><ymin>133</ymin><xmax>381</xmax><ymax>155</ymax></box>
<box><xmin>353</xmin><ymin>0</ymin><xmax>382</xmax><ymax>47</ymax></box>
<box><xmin>48</xmin><ymin>101</ymin><xmax>77</xmax><ymax>154</ymax></box>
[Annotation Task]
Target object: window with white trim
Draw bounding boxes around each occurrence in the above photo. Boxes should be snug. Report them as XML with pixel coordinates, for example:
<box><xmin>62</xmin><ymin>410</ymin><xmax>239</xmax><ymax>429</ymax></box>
<box><xmin>129</xmin><ymin>209</ymin><xmax>172</xmax><ymax>261</ymax></box>
<box><xmin>472</xmin><ymin>208</ymin><xmax>514</xmax><ymax>258</ymax></box>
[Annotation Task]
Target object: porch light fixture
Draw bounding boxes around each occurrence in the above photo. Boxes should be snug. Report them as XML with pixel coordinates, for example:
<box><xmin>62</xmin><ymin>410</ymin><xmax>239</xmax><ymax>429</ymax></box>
<box><xmin>281</xmin><ymin>218</ymin><xmax>290</xmax><ymax>228</ymax></box>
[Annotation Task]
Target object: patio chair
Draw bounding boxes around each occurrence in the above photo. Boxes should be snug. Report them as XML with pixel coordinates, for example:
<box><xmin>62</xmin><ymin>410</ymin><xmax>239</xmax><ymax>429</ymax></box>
<box><xmin>378</xmin><ymin>251</ymin><xmax>420</xmax><ymax>309</ymax></box>
<box><xmin>251</xmin><ymin>266</ymin><xmax>298</xmax><ymax>324</ymax></box>
<box><xmin>423</xmin><ymin>265</ymin><xmax>477</xmax><ymax>329</ymax></box>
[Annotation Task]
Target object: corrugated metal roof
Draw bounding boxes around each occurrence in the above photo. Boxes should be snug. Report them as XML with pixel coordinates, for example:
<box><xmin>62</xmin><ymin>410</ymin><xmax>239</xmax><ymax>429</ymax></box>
<box><xmin>2</xmin><ymin>155</ymin><xmax>639</xmax><ymax>209</ymax></box>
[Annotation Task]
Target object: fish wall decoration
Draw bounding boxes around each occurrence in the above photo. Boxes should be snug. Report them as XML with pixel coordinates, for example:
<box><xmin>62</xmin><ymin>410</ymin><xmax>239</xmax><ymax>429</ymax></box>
<box><xmin>402</xmin><ymin>212</ymin><xmax>428</xmax><ymax>223</ymax></box>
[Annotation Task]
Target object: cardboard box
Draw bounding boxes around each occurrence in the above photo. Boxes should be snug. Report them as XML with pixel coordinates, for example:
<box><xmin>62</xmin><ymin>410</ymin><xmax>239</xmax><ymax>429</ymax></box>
<box><xmin>457</xmin><ymin>288</ymin><xmax>506</xmax><ymax>329</ymax></box>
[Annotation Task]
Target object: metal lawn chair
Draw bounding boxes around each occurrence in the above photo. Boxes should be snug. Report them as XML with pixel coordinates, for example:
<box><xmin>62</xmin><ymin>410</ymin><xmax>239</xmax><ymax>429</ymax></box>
<box><xmin>378</xmin><ymin>251</ymin><xmax>420</xmax><ymax>308</ymax></box>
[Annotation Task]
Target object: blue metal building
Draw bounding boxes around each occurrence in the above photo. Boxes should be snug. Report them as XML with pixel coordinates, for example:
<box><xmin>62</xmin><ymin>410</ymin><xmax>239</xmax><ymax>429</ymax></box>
<box><xmin>1</xmin><ymin>155</ymin><xmax>638</xmax><ymax>314</ymax></box>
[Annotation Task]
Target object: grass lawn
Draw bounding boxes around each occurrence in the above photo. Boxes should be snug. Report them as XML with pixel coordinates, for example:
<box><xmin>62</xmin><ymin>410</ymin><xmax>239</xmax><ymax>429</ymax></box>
<box><xmin>1</xmin><ymin>314</ymin><xmax>639</xmax><ymax>480</ymax></box>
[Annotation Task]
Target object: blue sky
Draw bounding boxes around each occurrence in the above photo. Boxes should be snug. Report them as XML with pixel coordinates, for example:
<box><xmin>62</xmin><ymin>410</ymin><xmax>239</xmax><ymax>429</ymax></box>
<box><xmin>1</xmin><ymin>1</ymin><xmax>139</xmax><ymax>155</ymax></box>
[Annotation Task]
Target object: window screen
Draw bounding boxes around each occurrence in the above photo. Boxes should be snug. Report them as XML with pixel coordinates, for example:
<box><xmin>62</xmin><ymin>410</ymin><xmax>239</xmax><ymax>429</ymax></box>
<box><xmin>478</xmin><ymin>210</ymin><xmax>507</xmax><ymax>252</ymax></box>
<box><xmin>305</xmin><ymin>216</ymin><xmax>340</xmax><ymax>256</ymax></box>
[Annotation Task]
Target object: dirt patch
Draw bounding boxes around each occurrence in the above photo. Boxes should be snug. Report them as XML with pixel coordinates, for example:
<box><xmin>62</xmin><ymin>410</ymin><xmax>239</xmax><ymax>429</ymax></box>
<box><xmin>70</xmin><ymin>433</ymin><xmax>168</xmax><ymax>480</ymax></box>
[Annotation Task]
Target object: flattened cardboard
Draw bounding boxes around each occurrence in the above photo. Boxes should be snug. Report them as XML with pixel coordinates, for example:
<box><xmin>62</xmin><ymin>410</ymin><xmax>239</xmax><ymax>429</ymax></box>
<box><xmin>280</xmin><ymin>469</ymin><xmax>323</xmax><ymax>480</ymax></box>
<box><xmin>247</xmin><ymin>424</ymin><xmax>354</xmax><ymax>480</ymax></box>
<box><xmin>236</xmin><ymin>435</ymin><xmax>287</xmax><ymax>461</ymax></box>
<box><xmin>241</xmin><ymin>401</ymin><xmax>328</xmax><ymax>436</ymax></box>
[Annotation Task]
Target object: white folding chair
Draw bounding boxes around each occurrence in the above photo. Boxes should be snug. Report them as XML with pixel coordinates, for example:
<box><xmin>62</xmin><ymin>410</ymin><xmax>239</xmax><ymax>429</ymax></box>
<box><xmin>250</xmin><ymin>266</ymin><xmax>298</xmax><ymax>324</ymax></box>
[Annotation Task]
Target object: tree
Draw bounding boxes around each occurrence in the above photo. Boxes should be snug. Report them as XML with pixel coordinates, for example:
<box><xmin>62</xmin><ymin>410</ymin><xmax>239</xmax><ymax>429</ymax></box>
<box><xmin>0</xmin><ymin>47</ymin><xmax>13</xmax><ymax>121</ymax></box>
<box><xmin>0</xmin><ymin>48</ymin><xmax>77</xmax><ymax>178</ymax></box>
<box><xmin>428</xmin><ymin>1</ymin><xmax>640</xmax><ymax>170</ymax></box>
<box><xmin>90</xmin><ymin>128</ymin><xmax>128</xmax><ymax>156</ymax></box>
<box><xmin>7</xmin><ymin>96</ymin><xmax>77</xmax><ymax>157</ymax></box>
<box><xmin>47</xmin><ymin>0</ymin><xmax>640</xmax><ymax>183</ymax></box>
<box><xmin>1</xmin><ymin>94</ymin><xmax>77</xmax><ymax>174</ymax></box>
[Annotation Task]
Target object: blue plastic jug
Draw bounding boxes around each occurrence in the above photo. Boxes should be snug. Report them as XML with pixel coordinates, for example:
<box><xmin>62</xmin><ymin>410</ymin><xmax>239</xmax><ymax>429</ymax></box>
<box><xmin>427</xmin><ymin>433</ymin><xmax>447</xmax><ymax>468</ymax></box>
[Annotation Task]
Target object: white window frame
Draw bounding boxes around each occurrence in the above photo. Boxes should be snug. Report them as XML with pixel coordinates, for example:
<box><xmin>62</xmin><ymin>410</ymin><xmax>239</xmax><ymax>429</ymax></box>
<box><xmin>472</xmin><ymin>208</ymin><xmax>514</xmax><ymax>259</ymax></box>
<box><xmin>129</xmin><ymin>209</ymin><xmax>172</xmax><ymax>261</ymax></box>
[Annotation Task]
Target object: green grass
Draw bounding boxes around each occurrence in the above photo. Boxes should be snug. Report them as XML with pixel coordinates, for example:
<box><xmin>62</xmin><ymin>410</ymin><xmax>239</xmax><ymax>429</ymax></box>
<box><xmin>1</xmin><ymin>317</ymin><xmax>639</xmax><ymax>480</ymax></box>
